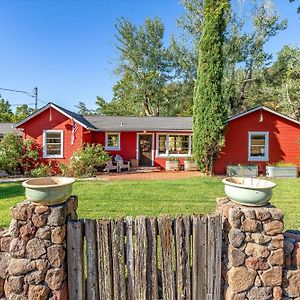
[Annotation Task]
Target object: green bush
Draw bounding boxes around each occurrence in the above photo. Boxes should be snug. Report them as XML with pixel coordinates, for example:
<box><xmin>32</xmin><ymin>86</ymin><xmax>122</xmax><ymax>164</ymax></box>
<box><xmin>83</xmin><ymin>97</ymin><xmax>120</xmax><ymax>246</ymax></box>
<box><xmin>0</xmin><ymin>133</ymin><xmax>22</xmax><ymax>174</ymax></box>
<box><xmin>166</xmin><ymin>157</ymin><xmax>180</xmax><ymax>162</ymax></box>
<box><xmin>71</xmin><ymin>143</ymin><xmax>110</xmax><ymax>178</ymax></box>
<box><xmin>59</xmin><ymin>163</ymin><xmax>71</xmax><ymax>177</ymax></box>
<box><xmin>267</xmin><ymin>161</ymin><xmax>296</xmax><ymax>167</ymax></box>
<box><xmin>30</xmin><ymin>164</ymin><xmax>52</xmax><ymax>177</ymax></box>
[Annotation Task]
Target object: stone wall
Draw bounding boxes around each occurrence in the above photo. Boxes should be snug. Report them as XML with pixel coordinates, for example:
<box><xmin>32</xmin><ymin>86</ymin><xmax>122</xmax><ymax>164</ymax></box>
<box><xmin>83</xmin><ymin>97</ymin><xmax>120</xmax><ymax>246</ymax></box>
<box><xmin>0</xmin><ymin>196</ymin><xmax>77</xmax><ymax>300</ymax></box>
<box><xmin>0</xmin><ymin>195</ymin><xmax>299</xmax><ymax>299</ymax></box>
<box><xmin>217</xmin><ymin>198</ymin><xmax>300</xmax><ymax>300</ymax></box>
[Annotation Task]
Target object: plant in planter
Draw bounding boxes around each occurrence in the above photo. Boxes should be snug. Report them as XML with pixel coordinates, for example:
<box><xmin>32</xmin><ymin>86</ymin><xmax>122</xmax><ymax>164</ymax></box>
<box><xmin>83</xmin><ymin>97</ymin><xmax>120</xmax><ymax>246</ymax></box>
<box><xmin>226</xmin><ymin>163</ymin><xmax>258</xmax><ymax>177</ymax></box>
<box><xmin>184</xmin><ymin>157</ymin><xmax>199</xmax><ymax>171</ymax></box>
<box><xmin>266</xmin><ymin>161</ymin><xmax>298</xmax><ymax>178</ymax></box>
<box><xmin>165</xmin><ymin>157</ymin><xmax>181</xmax><ymax>171</ymax></box>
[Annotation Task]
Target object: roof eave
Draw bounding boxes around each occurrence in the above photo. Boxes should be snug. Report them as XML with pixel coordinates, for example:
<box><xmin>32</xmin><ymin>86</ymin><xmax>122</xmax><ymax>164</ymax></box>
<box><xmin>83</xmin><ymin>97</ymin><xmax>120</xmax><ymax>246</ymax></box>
<box><xmin>14</xmin><ymin>102</ymin><xmax>92</xmax><ymax>130</ymax></box>
<box><xmin>227</xmin><ymin>105</ymin><xmax>300</xmax><ymax>125</ymax></box>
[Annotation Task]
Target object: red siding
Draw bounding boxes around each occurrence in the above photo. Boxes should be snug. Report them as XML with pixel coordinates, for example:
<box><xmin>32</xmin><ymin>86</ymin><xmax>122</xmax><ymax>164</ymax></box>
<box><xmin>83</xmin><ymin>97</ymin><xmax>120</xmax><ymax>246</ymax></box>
<box><xmin>17</xmin><ymin>106</ymin><xmax>300</xmax><ymax>174</ymax></box>
<box><xmin>213</xmin><ymin>110</ymin><xmax>300</xmax><ymax>174</ymax></box>
<box><xmin>18</xmin><ymin>107</ymin><xmax>83</xmax><ymax>163</ymax></box>
<box><xmin>92</xmin><ymin>131</ymin><xmax>137</xmax><ymax>161</ymax></box>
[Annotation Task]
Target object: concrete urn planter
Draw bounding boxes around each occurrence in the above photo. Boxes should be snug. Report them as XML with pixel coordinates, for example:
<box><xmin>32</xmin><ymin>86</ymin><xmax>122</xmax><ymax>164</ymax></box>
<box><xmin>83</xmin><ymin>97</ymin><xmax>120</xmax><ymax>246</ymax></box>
<box><xmin>266</xmin><ymin>166</ymin><xmax>298</xmax><ymax>178</ymax></box>
<box><xmin>22</xmin><ymin>177</ymin><xmax>75</xmax><ymax>205</ymax></box>
<box><xmin>222</xmin><ymin>177</ymin><xmax>276</xmax><ymax>207</ymax></box>
<box><xmin>165</xmin><ymin>160</ymin><xmax>180</xmax><ymax>171</ymax></box>
<box><xmin>184</xmin><ymin>160</ymin><xmax>199</xmax><ymax>171</ymax></box>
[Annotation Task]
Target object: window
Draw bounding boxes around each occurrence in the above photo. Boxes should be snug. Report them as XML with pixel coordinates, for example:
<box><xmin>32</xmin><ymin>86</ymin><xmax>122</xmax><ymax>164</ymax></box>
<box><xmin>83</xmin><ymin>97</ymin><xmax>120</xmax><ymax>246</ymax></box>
<box><xmin>169</xmin><ymin>135</ymin><xmax>189</xmax><ymax>154</ymax></box>
<box><xmin>248</xmin><ymin>132</ymin><xmax>269</xmax><ymax>161</ymax></box>
<box><xmin>156</xmin><ymin>134</ymin><xmax>192</xmax><ymax>157</ymax></box>
<box><xmin>158</xmin><ymin>135</ymin><xmax>167</xmax><ymax>154</ymax></box>
<box><xmin>43</xmin><ymin>130</ymin><xmax>63</xmax><ymax>158</ymax></box>
<box><xmin>105</xmin><ymin>133</ymin><xmax>120</xmax><ymax>150</ymax></box>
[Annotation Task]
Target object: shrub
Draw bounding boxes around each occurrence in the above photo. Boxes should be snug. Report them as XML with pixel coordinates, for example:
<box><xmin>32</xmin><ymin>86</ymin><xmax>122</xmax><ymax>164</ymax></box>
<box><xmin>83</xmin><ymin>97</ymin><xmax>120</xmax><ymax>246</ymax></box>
<box><xmin>71</xmin><ymin>143</ymin><xmax>110</xmax><ymax>178</ymax></box>
<box><xmin>0</xmin><ymin>133</ymin><xmax>22</xmax><ymax>174</ymax></box>
<box><xmin>59</xmin><ymin>163</ymin><xmax>71</xmax><ymax>177</ymax></box>
<box><xmin>166</xmin><ymin>157</ymin><xmax>180</xmax><ymax>162</ymax></box>
<box><xmin>20</xmin><ymin>139</ymin><xmax>44</xmax><ymax>174</ymax></box>
<box><xmin>267</xmin><ymin>161</ymin><xmax>296</xmax><ymax>167</ymax></box>
<box><xmin>184</xmin><ymin>157</ymin><xmax>195</xmax><ymax>161</ymax></box>
<box><xmin>30</xmin><ymin>163</ymin><xmax>52</xmax><ymax>177</ymax></box>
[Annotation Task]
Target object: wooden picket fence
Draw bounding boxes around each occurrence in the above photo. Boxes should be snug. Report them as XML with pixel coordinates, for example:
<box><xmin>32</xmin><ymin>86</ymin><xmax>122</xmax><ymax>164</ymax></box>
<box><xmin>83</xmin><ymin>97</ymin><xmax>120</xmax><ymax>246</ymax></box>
<box><xmin>67</xmin><ymin>213</ymin><xmax>222</xmax><ymax>300</ymax></box>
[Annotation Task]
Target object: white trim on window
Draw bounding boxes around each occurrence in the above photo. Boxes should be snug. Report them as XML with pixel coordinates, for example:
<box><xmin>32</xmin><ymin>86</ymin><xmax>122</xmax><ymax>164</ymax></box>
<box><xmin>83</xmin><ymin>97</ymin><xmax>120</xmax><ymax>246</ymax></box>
<box><xmin>248</xmin><ymin>131</ymin><xmax>269</xmax><ymax>161</ymax></box>
<box><xmin>156</xmin><ymin>133</ymin><xmax>192</xmax><ymax>157</ymax></box>
<box><xmin>105</xmin><ymin>132</ymin><xmax>121</xmax><ymax>150</ymax></box>
<box><xmin>43</xmin><ymin>130</ymin><xmax>64</xmax><ymax>158</ymax></box>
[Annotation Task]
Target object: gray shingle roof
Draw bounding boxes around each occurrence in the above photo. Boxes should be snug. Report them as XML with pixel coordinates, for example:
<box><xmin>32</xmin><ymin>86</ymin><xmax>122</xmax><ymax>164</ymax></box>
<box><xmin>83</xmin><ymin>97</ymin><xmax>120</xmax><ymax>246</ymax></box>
<box><xmin>53</xmin><ymin>103</ymin><xmax>97</xmax><ymax>129</ymax></box>
<box><xmin>0</xmin><ymin>123</ymin><xmax>22</xmax><ymax>136</ymax></box>
<box><xmin>85</xmin><ymin>115</ymin><xmax>193</xmax><ymax>131</ymax></box>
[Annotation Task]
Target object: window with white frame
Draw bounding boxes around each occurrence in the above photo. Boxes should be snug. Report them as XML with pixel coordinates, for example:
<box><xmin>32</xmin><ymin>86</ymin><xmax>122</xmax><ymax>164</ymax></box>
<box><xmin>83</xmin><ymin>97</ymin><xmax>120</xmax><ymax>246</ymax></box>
<box><xmin>43</xmin><ymin>130</ymin><xmax>63</xmax><ymax>158</ymax></box>
<box><xmin>157</xmin><ymin>134</ymin><xmax>192</xmax><ymax>156</ymax></box>
<box><xmin>105</xmin><ymin>132</ymin><xmax>120</xmax><ymax>150</ymax></box>
<box><xmin>248</xmin><ymin>132</ymin><xmax>269</xmax><ymax>161</ymax></box>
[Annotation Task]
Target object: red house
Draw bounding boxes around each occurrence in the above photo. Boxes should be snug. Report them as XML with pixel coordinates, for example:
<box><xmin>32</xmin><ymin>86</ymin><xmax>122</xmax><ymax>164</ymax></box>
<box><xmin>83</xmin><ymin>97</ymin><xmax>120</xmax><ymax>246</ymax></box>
<box><xmin>15</xmin><ymin>102</ymin><xmax>300</xmax><ymax>174</ymax></box>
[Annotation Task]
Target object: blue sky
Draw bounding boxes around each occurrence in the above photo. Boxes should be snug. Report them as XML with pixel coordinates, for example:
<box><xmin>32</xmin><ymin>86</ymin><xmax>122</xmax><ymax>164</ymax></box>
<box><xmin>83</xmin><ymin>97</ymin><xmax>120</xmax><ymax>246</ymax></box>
<box><xmin>0</xmin><ymin>0</ymin><xmax>299</xmax><ymax>112</ymax></box>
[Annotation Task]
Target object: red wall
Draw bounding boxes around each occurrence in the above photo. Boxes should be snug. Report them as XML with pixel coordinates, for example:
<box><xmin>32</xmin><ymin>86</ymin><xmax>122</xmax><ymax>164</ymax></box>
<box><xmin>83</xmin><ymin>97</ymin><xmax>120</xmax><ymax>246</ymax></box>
<box><xmin>213</xmin><ymin>110</ymin><xmax>300</xmax><ymax>174</ymax></box>
<box><xmin>18</xmin><ymin>107</ymin><xmax>300</xmax><ymax>174</ymax></box>
<box><xmin>92</xmin><ymin>131</ymin><xmax>137</xmax><ymax>161</ymax></box>
<box><xmin>18</xmin><ymin>107</ymin><xmax>84</xmax><ymax>163</ymax></box>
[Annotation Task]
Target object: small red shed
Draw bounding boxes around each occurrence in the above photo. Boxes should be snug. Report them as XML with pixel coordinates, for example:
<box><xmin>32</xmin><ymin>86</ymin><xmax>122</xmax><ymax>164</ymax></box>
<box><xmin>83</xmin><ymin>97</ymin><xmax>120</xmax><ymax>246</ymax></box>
<box><xmin>213</xmin><ymin>106</ymin><xmax>300</xmax><ymax>174</ymax></box>
<box><xmin>15</xmin><ymin>103</ymin><xmax>300</xmax><ymax>174</ymax></box>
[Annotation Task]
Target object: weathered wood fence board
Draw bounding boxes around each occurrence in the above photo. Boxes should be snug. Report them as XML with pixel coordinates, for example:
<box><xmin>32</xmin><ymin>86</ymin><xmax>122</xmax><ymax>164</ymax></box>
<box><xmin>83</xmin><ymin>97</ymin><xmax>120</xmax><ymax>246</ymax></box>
<box><xmin>67</xmin><ymin>213</ymin><xmax>222</xmax><ymax>300</ymax></box>
<box><xmin>67</xmin><ymin>220</ymin><xmax>85</xmax><ymax>300</ymax></box>
<box><xmin>96</xmin><ymin>220</ymin><xmax>113</xmax><ymax>300</ymax></box>
<box><xmin>85</xmin><ymin>219</ymin><xmax>99</xmax><ymax>300</ymax></box>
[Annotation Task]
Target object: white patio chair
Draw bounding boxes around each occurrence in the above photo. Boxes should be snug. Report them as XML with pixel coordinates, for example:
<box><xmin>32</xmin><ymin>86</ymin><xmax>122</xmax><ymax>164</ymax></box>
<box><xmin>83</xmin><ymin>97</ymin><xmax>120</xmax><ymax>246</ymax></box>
<box><xmin>114</xmin><ymin>155</ymin><xmax>130</xmax><ymax>172</ymax></box>
<box><xmin>106</xmin><ymin>160</ymin><xmax>118</xmax><ymax>173</ymax></box>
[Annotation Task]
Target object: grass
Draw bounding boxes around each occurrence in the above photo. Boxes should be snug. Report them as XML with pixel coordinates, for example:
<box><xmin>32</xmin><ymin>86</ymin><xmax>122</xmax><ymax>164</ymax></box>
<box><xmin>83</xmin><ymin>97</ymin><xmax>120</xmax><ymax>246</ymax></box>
<box><xmin>0</xmin><ymin>177</ymin><xmax>299</xmax><ymax>230</ymax></box>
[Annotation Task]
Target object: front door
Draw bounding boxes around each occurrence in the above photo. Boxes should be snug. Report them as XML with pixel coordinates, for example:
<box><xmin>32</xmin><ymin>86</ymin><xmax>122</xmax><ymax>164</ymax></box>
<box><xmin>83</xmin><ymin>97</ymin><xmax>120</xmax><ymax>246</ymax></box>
<box><xmin>138</xmin><ymin>134</ymin><xmax>153</xmax><ymax>166</ymax></box>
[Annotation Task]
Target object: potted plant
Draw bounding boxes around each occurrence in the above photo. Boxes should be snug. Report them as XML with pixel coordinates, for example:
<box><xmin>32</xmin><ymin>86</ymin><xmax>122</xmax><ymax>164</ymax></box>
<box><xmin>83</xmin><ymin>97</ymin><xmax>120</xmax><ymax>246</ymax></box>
<box><xmin>165</xmin><ymin>157</ymin><xmax>181</xmax><ymax>171</ymax></box>
<box><xmin>222</xmin><ymin>177</ymin><xmax>276</xmax><ymax>206</ymax></box>
<box><xmin>226</xmin><ymin>164</ymin><xmax>258</xmax><ymax>177</ymax></box>
<box><xmin>183</xmin><ymin>157</ymin><xmax>199</xmax><ymax>171</ymax></box>
<box><xmin>266</xmin><ymin>161</ymin><xmax>298</xmax><ymax>178</ymax></box>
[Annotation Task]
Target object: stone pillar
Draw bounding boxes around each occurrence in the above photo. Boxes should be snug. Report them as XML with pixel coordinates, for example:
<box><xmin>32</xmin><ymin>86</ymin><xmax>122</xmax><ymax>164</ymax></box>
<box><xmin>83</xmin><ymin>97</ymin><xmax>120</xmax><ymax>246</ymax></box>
<box><xmin>0</xmin><ymin>196</ymin><xmax>77</xmax><ymax>300</ymax></box>
<box><xmin>283</xmin><ymin>231</ymin><xmax>300</xmax><ymax>299</ymax></box>
<box><xmin>217</xmin><ymin>198</ymin><xmax>285</xmax><ymax>300</ymax></box>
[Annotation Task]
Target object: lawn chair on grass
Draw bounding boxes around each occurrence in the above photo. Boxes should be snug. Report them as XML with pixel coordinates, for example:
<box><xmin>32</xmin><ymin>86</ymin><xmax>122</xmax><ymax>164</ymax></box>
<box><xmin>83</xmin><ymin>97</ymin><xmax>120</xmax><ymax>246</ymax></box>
<box><xmin>114</xmin><ymin>155</ymin><xmax>130</xmax><ymax>172</ymax></box>
<box><xmin>106</xmin><ymin>160</ymin><xmax>118</xmax><ymax>172</ymax></box>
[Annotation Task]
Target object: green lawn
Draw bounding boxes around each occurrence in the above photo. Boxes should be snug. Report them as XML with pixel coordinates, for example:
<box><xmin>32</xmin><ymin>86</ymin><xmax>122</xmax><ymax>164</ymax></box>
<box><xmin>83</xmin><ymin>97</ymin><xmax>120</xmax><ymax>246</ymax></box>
<box><xmin>0</xmin><ymin>177</ymin><xmax>299</xmax><ymax>230</ymax></box>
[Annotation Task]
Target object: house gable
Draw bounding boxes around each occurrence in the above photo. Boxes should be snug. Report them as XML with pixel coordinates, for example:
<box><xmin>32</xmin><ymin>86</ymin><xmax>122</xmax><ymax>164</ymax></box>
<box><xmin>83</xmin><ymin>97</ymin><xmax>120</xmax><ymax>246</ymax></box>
<box><xmin>19</xmin><ymin>106</ymin><xmax>85</xmax><ymax>163</ymax></box>
<box><xmin>228</xmin><ymin>105</ymin><xmax>300</xmax><ymax>126</ymax></box>
<box><xmin>15</xmin><ymin>102</ymin><xmax>95</xmax><ymax>130</ymax></box>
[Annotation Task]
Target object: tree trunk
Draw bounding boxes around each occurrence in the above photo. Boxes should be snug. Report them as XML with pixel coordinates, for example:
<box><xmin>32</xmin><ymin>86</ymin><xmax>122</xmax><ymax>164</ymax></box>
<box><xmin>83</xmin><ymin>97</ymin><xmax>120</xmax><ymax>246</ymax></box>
<box><xmin>143</xmin><ymin>92</ymin><xmax>152</xmax><ymax>116</ymax></box>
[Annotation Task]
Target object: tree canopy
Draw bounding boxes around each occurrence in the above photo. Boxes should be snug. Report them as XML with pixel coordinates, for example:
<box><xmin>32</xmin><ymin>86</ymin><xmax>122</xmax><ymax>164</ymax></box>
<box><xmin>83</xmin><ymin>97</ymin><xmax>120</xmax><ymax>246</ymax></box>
<box><xmin>0</xmin><ymin>99</ymin><xmax>35</xmax><ymax>123</ymax></box>
<box><xmin>94</xmin><ymin>0</ymin><xmax>293</xmax><ymax>120</ymax></box>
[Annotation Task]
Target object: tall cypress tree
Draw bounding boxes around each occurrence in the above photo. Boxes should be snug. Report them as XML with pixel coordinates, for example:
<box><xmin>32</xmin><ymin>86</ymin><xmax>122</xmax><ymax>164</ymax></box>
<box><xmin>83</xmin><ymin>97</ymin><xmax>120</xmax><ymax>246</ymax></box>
<box><xmin>193</xmin><ymin>0</ymin><xmax>229</xmax><ymax>174</ymax></box>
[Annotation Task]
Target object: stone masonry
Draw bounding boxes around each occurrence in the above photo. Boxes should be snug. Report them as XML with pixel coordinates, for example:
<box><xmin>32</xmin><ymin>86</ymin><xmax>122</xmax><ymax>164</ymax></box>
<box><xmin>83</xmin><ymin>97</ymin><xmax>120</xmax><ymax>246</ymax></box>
<box><xmin>0</xmin><ymin>196</ymin><xmax>78</xmax><ymax>300</ymax></box>
<box><xmin>1</xmin><ymin>194</ymin><xmax>299</xmax><ymax>300</ymax></box>
<box><xmin>217</xmin><ymin>198</ymin><xmax>300</xmax><ymax>300</ymax></box>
